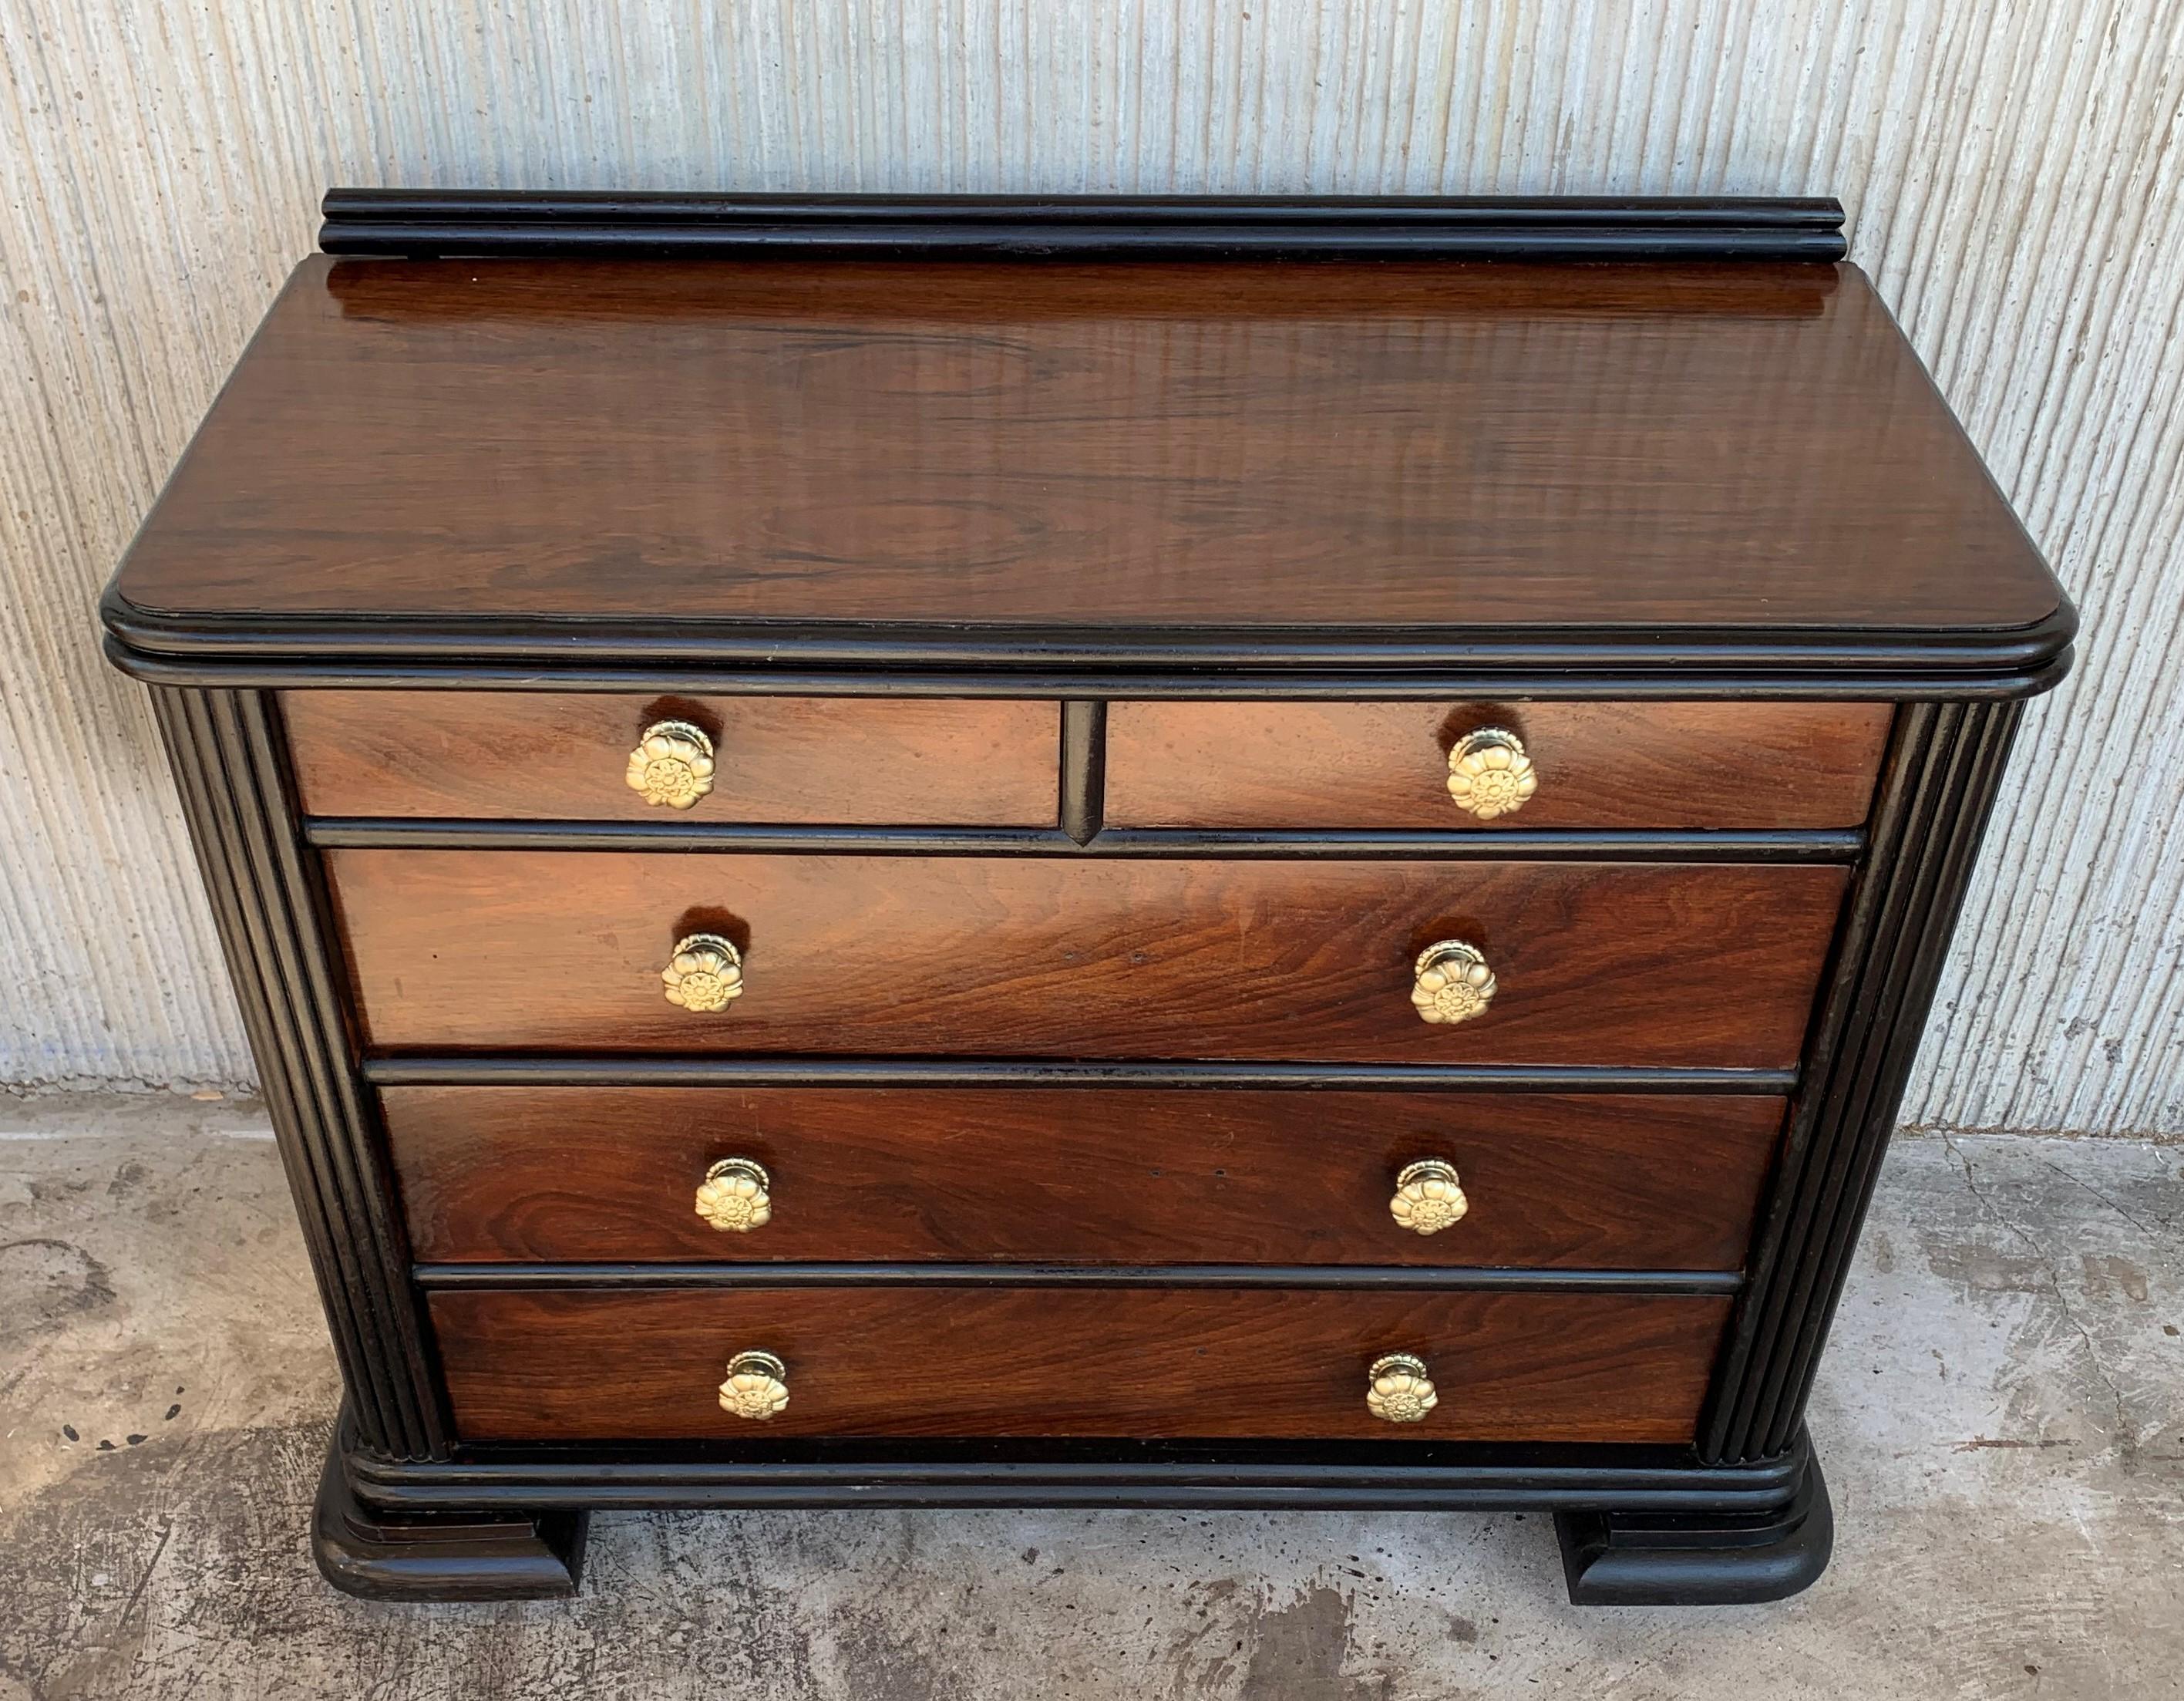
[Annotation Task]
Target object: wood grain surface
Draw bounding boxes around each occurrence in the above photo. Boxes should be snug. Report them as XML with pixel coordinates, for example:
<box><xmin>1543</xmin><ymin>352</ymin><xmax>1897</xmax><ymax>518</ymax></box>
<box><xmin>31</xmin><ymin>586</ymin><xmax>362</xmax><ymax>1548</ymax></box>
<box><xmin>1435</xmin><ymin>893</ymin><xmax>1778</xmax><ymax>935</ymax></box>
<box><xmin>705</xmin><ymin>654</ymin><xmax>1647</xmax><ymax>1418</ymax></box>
<box><xmin>329</xmin><ymin>851</ymin><xmax>1847</xmax><ymax>1066</ymax></box>
<box><xmin>430</xmin><ymin>1285</ymin><xmax>1732</xmax><ymax>1441</ymax></box>
<box><xmin>1104</xmin><ymin>701</ymin><xmax>1893</xmax><ymax>829</ymax></box>
<box><xmin>284</xmin><ymin>691</ymin><xmax>1058</xmax><ymax>824</ymax></box>
<box><xmin>112</xmin><ymin>257</ymin><xmax>2061</xmax><ymax>638</ymax></box>
<box><xmin>383</xmin><ymin>1086</ymin><xmax>1783</xmax><ymax>1268</ymax></box>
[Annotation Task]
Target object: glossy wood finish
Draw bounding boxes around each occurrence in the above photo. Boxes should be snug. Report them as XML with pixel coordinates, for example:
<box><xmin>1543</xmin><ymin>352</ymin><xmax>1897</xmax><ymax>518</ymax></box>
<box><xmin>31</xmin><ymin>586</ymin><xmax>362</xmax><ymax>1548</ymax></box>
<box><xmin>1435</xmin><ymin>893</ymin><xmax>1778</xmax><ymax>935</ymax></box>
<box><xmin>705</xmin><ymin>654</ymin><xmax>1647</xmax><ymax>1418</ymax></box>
<box><xmin>430</xmin><ymin>1286</ymin><xmax>1732</xmax><ymax>1441</ymax></box>
<box><xmin>1105</xmin><ymin>701</ymin><xmax>1892</xmax><ymax>830</ymax></box>
<box><xmin>329</xmin><ymin>852</ymin><xmax>1848</xmax><ymax>1066</ymax></box>
<box><xmin>382</xmin><ymin>1086</ymin><xmax>1784</xmax><ymax>1268</ymax></box>
<box><xmin>284</xmin><ymin>691</ymin><xmax>1058</xmax><ymax>824</ymax></box>
<box><xmin>112</xmin><ymin>258</ymin><xmax>2061</xmax><ymax>644</ymax></box>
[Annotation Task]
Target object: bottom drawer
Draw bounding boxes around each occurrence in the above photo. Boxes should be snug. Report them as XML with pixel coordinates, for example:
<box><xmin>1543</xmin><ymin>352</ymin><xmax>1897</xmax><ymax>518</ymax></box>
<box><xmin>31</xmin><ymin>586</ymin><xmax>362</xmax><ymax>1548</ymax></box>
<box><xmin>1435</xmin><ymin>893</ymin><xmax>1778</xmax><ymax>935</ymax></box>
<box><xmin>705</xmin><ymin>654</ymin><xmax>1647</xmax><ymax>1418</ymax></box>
<box><xmin>431</xmin><ymin>1287</ymin><xmax>1731</xmax><ymax>1443</ymax></box>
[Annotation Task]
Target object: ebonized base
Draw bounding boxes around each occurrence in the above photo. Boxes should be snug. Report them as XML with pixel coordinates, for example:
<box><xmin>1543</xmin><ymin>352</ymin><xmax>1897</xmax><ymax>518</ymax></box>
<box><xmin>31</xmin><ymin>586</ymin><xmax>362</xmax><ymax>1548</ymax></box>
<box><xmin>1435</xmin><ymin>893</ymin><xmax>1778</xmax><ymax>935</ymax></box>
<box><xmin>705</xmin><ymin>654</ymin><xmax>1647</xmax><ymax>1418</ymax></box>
<box><xmin>1554</xmin><ymin>1453</ymin><xmax>1831</xmax><ymax>1605</ymax></box>
<box><xmin>314</xmin><ymin>1442</ymin><xmax>587</xmax><ymax>1601</ymax></box>
<box><xmin>324</xmin><ymin>1410</ymin><xmax>1827</xmax><ymax>1604</ymax></box>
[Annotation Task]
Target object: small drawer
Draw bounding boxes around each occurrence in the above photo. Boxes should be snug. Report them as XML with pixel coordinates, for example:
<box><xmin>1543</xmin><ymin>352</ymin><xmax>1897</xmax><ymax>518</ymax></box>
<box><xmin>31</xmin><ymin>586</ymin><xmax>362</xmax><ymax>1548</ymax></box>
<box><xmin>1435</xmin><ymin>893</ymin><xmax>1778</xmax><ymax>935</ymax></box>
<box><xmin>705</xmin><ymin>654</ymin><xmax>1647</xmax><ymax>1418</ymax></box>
<box><xmin>282</xmin><ymin>691</ymin><xmax>1059</xmax><ymax>825</ymax></box>
<box><xmin>430</xmin><ymin>1286</ymin><xmax>1732</xmax><ymax>1442</ymax></box>
<box><xmin>1104</xmin><ymin>701</ymin><xmax>1893</xmax><ymax>829</ymax></box>
<box><xmin>329</xmin><ymin>852</ymin><xmax>1847</xmax><ymax>1067</ymax></box>
<box><xmin>386</xmin><ymin>1086</ymin><xmax>1782</xmax><ymax>1270</ymax></box>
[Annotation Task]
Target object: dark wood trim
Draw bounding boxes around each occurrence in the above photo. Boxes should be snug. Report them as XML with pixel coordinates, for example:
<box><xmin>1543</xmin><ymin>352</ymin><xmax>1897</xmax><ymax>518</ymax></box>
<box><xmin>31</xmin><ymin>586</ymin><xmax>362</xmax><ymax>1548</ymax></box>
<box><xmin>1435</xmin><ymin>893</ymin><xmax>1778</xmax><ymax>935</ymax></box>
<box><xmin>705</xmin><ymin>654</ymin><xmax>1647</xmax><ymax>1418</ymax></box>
<box><xmin>410</xmin><ymin>1263</ymin><xmax>1745</xmax><ymax>1295</ymax></box>
<box><xmin>150</xmin><ymin>688</ymin><xmax>446</xmax><ymax>1460</ymax></box>
<box><xmin>315</xmin><ymin>1440</ymin><xmax>584</xmax><ymax>1600</ymax></box>
<box><xmin>1700</xmin><ymin>701</ymin><xmax>2023</xmax><ymax>1463</ymax></box>
<box><xmin>347</xmin><ymin>1413</ymin><xmax>1812</xmax><ymax>1516</ymax></box>
<box><xmin>101</xmin><ymin>604</ymin><xmax>2078</xmax><ymax>697</ymax></box>
<box><xmin>309</xmin><ymin>820</ymin><xmax>1071</xmax><ymax>854</ymax></box>
<box><xmin>360</xmin><ymin>1055</ymin><xmax>1800</xmax><ymax>1093</ymax></box>
<box><xmin>1058</xmin><ymin>700</ymin><xmax>1107</xmax><ymax>845</ymax></box>
<box><xmin>317</xmin><ymin>190</ymin><xmax>1848</xmax><ymax>261</ymax></box>
<box><xmin>301</xmin><ymin>817</ymin><xmax>1865</xmax><ymax>863</ymax></box>
<box><xmin>1556</xmin><ymin>1450</ymin><xmax>1830</xmax><ymax>1605</ymax></box>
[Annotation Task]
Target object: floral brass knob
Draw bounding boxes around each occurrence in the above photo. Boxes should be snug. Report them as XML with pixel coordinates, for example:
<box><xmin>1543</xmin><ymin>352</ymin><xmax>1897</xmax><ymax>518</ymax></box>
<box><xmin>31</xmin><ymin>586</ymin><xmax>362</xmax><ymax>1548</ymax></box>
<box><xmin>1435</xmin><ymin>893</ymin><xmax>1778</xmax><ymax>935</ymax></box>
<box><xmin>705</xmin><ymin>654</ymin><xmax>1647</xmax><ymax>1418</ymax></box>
<box><xmin>1411</xmin><ymin>941</ymin><xmax>1496</xmax><ymax>1026</ymax></box>
<box><xmin>626</xmin><ymin>719</ymin><xmax>716</xmax><ymax>809</ymax></box>
<box><xmin>1366</xmin><ymin>1353</ymin><xmax>1439</xmax><ymax>1424</ymax></box>
<box><xmin>718</xmin><ymin>1349</ymin><xmax>789</xmax><ymax>1421</ymax></box>
<box><xmin>1390</xmin><ymin>1159</ymin><xmax>1469</xmax><ymax>1234</ymax></box>
<box><xmin>662</xmin><ymin>934</ymin><xmax>744</xmax><ymax>1013</ymax></box>
<box><xmin>695</xmin><ymin>1157</ymin><xmax>772</xmax><ymax>1232</ymax></box>
<box><xmin>1446</xmin><ymin>727</ymin><xmax>1537</xmax><ymax>820</ymax></box>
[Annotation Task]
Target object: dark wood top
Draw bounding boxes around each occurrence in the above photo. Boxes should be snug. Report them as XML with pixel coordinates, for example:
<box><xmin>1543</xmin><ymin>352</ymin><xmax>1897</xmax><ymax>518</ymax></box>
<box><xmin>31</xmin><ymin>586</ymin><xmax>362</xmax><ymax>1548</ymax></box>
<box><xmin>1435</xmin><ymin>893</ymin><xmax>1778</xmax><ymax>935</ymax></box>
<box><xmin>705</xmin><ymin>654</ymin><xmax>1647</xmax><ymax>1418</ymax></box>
<box><xmin>107</xmin><ymin>252</ymin><xmax>2069</xmax><ymax>682</ymax></box>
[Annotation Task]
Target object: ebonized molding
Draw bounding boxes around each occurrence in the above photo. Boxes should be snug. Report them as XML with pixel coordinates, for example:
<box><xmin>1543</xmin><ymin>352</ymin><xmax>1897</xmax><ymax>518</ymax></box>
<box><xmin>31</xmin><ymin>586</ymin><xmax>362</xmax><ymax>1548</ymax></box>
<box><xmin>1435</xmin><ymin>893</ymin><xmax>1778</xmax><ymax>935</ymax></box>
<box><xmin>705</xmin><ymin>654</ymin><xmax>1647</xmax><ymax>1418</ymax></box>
<box><xmin>301</xmin><ymin>819</ymin><xmax>1865</xmax><ymax>863</ymax></box>
<box><xmin>1059</xmin><ymin>700</ymin><xmax>1106</xmax><ymax>845</ymax></box>
<box><xmin>346</xmin><ymin>1411</ymin><xmax>1814</xmax><ymax>1516</ymax></box>
<box><xmin>101</xmin><ymin>619</ymin><xmax>2077</xmax><ymax>699</ymax></box>
<box><xmin>318</xmin><ymin>190</ymin><xmax>1849</xmax><ymax>261</ymax></box>
<box><xmin>151</xmin><ymin>687</ymin><xmax>446</xmax><ymax>1460</ymax></box>
<box><xmin>315</xmin><ymin>1444</ymin><xmax>584</xmax><ymax>1599</ymax></box>
<box><xmin>1557</xmin><ymin>1453</ymin><xmax>1831</xmax><ymax>1606</ymax></box>
<box><xmin>359</xmin><ymin>1056</ymin><xmax>1800</xmax><ymax>1093</ymax></box>
<box><xmin>409</xmin><ymin>1262</ymin><xmax>1745</xmax><ymax>1296</ymax></box>
<box><xmin>1701</xmin><ymin>700</ymin><xmax>2023</xmax><ymax>1463</ymax></box>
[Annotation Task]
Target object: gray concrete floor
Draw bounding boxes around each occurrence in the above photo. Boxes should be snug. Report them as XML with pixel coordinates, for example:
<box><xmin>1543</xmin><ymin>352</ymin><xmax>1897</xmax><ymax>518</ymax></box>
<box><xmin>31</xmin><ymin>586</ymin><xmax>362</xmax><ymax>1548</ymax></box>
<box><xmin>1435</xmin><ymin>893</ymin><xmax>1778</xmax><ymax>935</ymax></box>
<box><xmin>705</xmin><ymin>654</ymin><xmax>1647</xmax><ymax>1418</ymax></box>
<box><xmin>1</xmin><ymin>1095</ymin><xmax>2178</xmax><ymax>1701</ymax></box>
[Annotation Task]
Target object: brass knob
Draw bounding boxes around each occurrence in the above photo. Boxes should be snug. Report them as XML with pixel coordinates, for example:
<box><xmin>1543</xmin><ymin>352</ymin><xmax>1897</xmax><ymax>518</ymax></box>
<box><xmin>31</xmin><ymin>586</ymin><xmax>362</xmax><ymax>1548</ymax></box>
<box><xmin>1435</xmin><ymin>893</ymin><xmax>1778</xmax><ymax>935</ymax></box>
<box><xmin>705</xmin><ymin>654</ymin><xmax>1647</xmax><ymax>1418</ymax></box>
<box><xmin>695</xmin><ymin>1157</ymin><xmax>772</xmax><ymax>1232</ymax></box>
<box><xmin>1390</xmin><ymin>1160</ymin><xmax>1469</xmax><ymax>1234</ymax></box>
<box><xmin>1411</xmin><ymin>941</ymin><xmax>1496</xmax><ymax>1026</ymax></box>
<box><xmin>1366</xmin><ymin>1353</ymin><xmax>1439</xmax><ymax>1423</ymax></box>
<box><xmin>662</xmin><ymin>934</ymin><xmax>744</xmax><ymax>1013</ymax></box>
<box><xmin>1446</xmin><ymin>727</ymin><xmax>1536</xmax><ymax>820</ymax></box>
<box><xmin>718</xmin><ymin>1350</ymin><xmax>789</xmax><ymax>1420</ymax></box>
<box><xmin>627</xmin><ymin>719</ymin><xmax>716</xmax><ymax>809</ymax></box>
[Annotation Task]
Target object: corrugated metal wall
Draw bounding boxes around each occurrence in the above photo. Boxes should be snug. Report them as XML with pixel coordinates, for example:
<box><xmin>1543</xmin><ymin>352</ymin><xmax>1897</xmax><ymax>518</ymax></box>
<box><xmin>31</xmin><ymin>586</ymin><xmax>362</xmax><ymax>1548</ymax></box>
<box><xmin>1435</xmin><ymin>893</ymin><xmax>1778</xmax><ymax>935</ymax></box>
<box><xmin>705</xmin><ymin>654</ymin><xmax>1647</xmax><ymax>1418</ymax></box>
<box><xmin>2</xmin><ymin>1</ymin><xmax>2179</xmax><ymax>1133</ymax></box>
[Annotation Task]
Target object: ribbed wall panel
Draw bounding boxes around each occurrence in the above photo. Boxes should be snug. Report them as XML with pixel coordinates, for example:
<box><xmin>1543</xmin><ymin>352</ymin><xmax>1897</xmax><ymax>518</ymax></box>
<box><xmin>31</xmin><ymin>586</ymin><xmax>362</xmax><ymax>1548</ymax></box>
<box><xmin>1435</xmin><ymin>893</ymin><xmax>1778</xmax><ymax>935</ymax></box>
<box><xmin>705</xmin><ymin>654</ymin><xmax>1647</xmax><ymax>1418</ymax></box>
<box><xmin>2</xmin><ymin>1</ymin><xmax>2178</xmax><ymax>1130</ymax></box>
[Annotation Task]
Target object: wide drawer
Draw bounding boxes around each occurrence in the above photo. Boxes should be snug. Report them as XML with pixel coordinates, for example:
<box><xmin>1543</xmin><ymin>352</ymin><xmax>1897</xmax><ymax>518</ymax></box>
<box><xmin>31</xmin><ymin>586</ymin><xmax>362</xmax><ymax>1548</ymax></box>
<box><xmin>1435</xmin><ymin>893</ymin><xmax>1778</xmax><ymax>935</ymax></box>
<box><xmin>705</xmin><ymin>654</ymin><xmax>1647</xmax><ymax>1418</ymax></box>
<box><xmin>1105</xmin><ymin>701</ymin><xmax>1893</xmax><ymax>829</ymax></box>
<box><xmin>385</xmin><ymin>1087</ymin><xmax>1782</xmax><ymax>1268</ymax></box>
<box><xmin>282</xmin><ymin>691</ymin><xmax>1059</xmax><ymax>824</ymax></box>
<box><xmin>430</xmin><ymin>1287</ymin><xmax>1731</xmax><ymax>1442</ymax></box>
<box><xmin>331</xmin><ymin>853</ymin><xmax>1846</xmax><ymax>1066</ymax></box>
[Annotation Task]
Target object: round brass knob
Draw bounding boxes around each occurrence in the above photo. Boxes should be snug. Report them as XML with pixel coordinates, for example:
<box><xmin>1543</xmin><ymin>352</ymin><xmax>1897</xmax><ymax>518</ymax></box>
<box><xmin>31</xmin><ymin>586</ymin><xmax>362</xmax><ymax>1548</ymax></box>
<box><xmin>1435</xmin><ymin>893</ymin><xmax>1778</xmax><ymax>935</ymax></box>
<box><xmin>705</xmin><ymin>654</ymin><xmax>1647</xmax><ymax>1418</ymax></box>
<box><xmin>1366</xmin><ymin>1353</ymin><xmax>1439</xmax><ymax>1423</ymax></box>
<box><xmin>1390</xmin><ymin>1159</ymin><xmax>1468</xmax><ymax>1234</ymax></box>
<box><xmin>718</xmin><ymin>1349</ymin><xmax>789</xmax><ymax>1420</ymax></box>
<box><xmin>1446</xmin><ymin>727</ymin><xmax>1536</xmax><ymax>820</ymax></box>
<box><xmin>662</xmin><ymin>934</ymin><xmax>744</xmax><ymax>1013</ymax></box>
<box><xmin>627</xmin><ymin>719</ymin><xmax>716</xmax><ymax>809</ymax></box>
<box><xmin>1411</xmin><ymin>941</ymin><xmax>1496</xmax><ymax>1026</ymax></box>
<box><xmin>695</xmin><ymin>1157</ymin><xmax>772</xmax><ymax>1232</ymax></box>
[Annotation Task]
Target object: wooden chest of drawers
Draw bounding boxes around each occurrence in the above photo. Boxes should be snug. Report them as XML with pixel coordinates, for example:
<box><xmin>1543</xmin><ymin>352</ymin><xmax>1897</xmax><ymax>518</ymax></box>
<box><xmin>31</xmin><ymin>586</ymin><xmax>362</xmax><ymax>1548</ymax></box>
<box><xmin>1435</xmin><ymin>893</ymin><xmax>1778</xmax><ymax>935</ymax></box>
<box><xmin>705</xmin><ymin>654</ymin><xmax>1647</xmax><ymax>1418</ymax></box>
<box><xmin>103</xmin><ymin>192</ymin><xmax>2072</xmax><ymax>1605</ymax></box>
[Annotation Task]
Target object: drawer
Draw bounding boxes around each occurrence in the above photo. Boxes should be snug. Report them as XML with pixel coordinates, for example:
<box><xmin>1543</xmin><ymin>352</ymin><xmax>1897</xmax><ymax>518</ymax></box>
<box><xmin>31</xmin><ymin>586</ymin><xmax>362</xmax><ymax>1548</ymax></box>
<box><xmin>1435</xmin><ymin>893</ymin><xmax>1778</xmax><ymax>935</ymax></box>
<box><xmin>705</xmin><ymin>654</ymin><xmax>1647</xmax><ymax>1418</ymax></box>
<box><xmin>331</xmin><ymin>852</ymin><xmax>1847</xmax><ymax>1067</ymax></box>
<box><xmin>386</xmin><ymin>1087</ymin><xmax>1782</xmax><ymax>1268</ymax></box>
<box><xmin>430</xmin><ymin>1287</ymin><xmax>1732</xmax><ymax>1442</ymax></box>
<box><xmin>1105</xmin><ymin>702</ymin><xmax>1893</xmax><ymax>829</ymax></box>
<box><xmin>282</xmin><ymin>691</ymin><xmax>1059</xmax><ymax>825</ymax></box>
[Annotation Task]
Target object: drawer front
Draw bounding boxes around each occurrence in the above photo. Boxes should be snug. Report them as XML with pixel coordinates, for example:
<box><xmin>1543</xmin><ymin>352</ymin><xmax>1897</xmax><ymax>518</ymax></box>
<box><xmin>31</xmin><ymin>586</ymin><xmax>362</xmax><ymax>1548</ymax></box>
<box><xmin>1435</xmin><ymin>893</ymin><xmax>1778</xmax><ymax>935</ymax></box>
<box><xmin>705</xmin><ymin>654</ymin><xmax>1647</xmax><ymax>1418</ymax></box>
<box><xmin>386</xmin><ymin>1087</ymin><xmax>1782</xmax><ymax>1268</ymax></box>
<box><xmin>431</xmin><ymin>1287</ymin><xmax>1731</xmax><ymax>1442</ymax></box>
<box><xmin>283</xmin><ymin>691</ymin><xmax>1059</xmax><ymax>825</ymax></box>
<box><xmin>331</xmin><ymin>852</ymin><xmax>1846</xmax><ymax>1066</ymax></box>
<box><xmin>1105</xmin><ymin>701</ymin><xmax>1893</xmax><ymax>829</ymax></box>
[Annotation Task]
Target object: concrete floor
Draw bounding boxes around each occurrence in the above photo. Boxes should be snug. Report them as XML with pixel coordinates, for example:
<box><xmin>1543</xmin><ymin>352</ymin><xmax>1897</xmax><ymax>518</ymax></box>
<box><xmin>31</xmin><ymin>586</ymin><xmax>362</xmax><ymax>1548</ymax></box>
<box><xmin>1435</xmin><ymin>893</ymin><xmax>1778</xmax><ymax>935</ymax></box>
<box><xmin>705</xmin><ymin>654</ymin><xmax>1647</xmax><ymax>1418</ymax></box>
<box><xmin>0</xmin><ymin>1096</ymin><xmax>2178</xmax><ymax>1701</ymax></box>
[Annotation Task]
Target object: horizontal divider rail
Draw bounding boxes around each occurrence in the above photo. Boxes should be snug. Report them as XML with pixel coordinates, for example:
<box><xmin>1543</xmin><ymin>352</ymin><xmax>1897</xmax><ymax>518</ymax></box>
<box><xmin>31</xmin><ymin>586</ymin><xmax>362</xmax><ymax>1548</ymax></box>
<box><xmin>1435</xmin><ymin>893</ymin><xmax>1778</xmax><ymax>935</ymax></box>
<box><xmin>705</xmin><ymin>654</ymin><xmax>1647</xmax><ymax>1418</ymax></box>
<box><xmin>305</xmin><ymin>818</ymin><xmax>1866</xmax><ymax>863</ymax></box>
<box><xmin>412</xmin><ymin>1262</ymin><xmax>1745</xmax><ymax>1295</ymax></box>
<box><xmin>360</xmin><ymin>1056</ymin><xmax>1800</xmax><ymax>1093</ymax></box>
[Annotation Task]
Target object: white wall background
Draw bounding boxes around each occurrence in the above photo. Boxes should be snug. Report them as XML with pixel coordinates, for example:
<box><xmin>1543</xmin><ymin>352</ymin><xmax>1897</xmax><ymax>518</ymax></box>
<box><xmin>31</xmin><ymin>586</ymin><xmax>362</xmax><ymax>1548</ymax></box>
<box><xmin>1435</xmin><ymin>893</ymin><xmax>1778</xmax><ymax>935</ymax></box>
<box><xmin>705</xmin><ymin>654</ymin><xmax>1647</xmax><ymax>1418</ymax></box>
<box><xmin>2</xmin><ymin>1</ymin><xmax>2179</xmax><ymax>1134</ymax></box>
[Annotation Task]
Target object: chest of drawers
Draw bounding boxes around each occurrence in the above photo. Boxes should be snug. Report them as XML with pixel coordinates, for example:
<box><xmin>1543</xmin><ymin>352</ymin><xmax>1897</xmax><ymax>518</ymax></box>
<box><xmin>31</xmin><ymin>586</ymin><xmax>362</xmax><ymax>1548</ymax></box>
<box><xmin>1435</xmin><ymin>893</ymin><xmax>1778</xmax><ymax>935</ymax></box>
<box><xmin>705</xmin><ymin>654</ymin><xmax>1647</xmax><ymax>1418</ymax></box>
<box><xmin>103</xmin><ymin>192</ymin><xmax>2073</xmax><ymax>1605</ymax></box>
